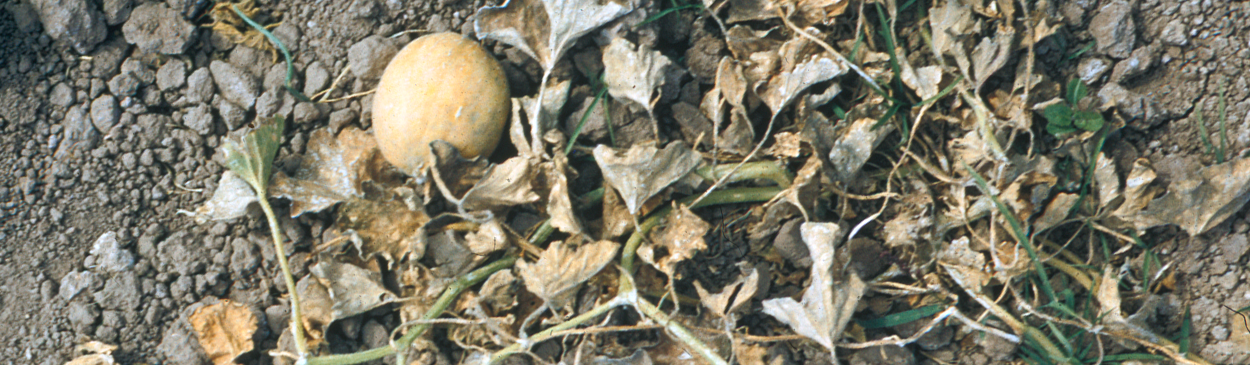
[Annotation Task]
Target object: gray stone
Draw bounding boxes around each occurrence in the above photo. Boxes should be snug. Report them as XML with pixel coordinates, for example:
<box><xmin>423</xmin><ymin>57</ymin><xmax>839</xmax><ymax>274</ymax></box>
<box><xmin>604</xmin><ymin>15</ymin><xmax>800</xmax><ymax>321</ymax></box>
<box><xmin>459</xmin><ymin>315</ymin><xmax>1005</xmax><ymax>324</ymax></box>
<box><xmin>122</xmin><ymin>2</ymin><xmax>196</xmax><ymax>55</ymax></box>
<box><xmin>215</xmin><ymin>97</ymin><xmax>248</xmax><ymax>130</ymax></box>
<box><xmin>107</xmin><ymin>73</ymin><xmax>140</xmax><ymax>97</ymax></box>
<box><xmin>50</xmin><ymin>82</ymin><xmax>76</xmax><ymax>108</ymax></box>
<box><xmin>157</xmin><ymin>59</ymin><xmax>188</xmax><ymax>91</ymax></box>
<box><xmin>158</xmin><ymin>232</ymin><xmax>207</xmax><ymax>276</ymax></box>
<box><xmin>773</xmin><ymin>219</ymin><xmax>813</xmax><ymax>268</ymax></box>
<box><xmin>93</xmin><ymin>271</ymin><xmax>142</xmax><ymax>311</ymax></box>
<box><xmin>272</xmin><ymin>22</ymin><xmax>302</xmax><ymax>52</ymax></box>
<box><xmin>347</xmin><ymin>35</ymin><xmax>398</xmax><ymax>81</ymax></box>
<box><xmin>1110</xmin><ymin>46</ymin><xmax>1157</xmax><ymax>83</ymax></box>
<box><xmin>1098</xmin><ymin>83</ymin><xmax>1168</xmax><ymax>128</ymax></box>
<box><xmin>183</xmin><ymin>104</ymin><xmax>214</xmax><ymax>136</ymax></box>
<box><xmin>209</xmin><ymin>60</ymin><xmax>259</xmax><ymax>109</ymax></box>
<box><xmin>67</xmin><ymin>301</ymin><xmax>99</xmax><ymax>334</ymax></box>
<box><xmin>1160</xmin><ymin>18</ymin><xmax>1188</xmax><ymax>47</ymax></box>
<box><xmin>58</xmin><ymin>104</ymin><xmax>99</xmax><ymax>157</ymax></box>
<box><xmin>90</xmin><ymin>231</ymin><xmax>135</xmax><ymax>272</ymax></box>
<box><xmin>362</xmin><ymin>320</ymin><xmax>389</xmax><ymax>350</ymax></box>
<box><xmin>229</xmin><ymin>237</ymin><xmax>260</xmax><ymax>276</ymax></box>
<box><xmin>31</xmin><ymin>0</ymin><xmax>108</xmax><ymax>53</ymax></box>
<box><xmin>4</xmin><ymin>1</ymin><xmax>41</xmax><ymax>33</ymax></box>
<box><xmin>255</xmin><ymin>90</ymin><xmax>283</xmax><ymax>120</ymax></box>
<box><xmin>303</xmin><ymin>61</ymin><xmax>330</xmax><ymax>97</ymax></box>
<box><xmin>263</xmin><ymin>63</ymin><xmax>288</xmax><ymax>92</ymax></box>
<box><xmin>1090</xmin><ymin>0</ymin><xmax>1136</xmax><ymax>58</ymax></box>
<box><xmin>328</xmin><ymin>109</ymin><xmax>358</xmax><ymax>132</ymax></box>
<box><xmin>849</xmin><ymin>345</ymin><xmax>916</xmax><ymax>365</ymax></box>
<box><xmin>90</xmin><ymin>95</ymin><xmax>120</xmax><ymax>132</ymax></box>
<box><xmin>60</xmin><ymin>270</ymin><xmax>97</xmax><ymax>301</ymax></box>
<box><xmin>186</xmin><ymin>68</ymin><xmax>215</xmax><ymax>104</ymax></box>
<box><xmin>1078</xmin><ymin>57</ymin><xmax>1112</xmax><ymax>85</ymax></box>
<box><xmin>156</xmin><ymin>321</ymin><xmax>210</xmax><ymax>365</ymax></box>
<box><xmin>101</xmin><ymin>0</ymin><xmax>134</xmax><ymax>25</ymax></box>
<box><xmin>292</xmin><ymin>102</ymin><xmax>326</xmax><ymax>123</ymax></box>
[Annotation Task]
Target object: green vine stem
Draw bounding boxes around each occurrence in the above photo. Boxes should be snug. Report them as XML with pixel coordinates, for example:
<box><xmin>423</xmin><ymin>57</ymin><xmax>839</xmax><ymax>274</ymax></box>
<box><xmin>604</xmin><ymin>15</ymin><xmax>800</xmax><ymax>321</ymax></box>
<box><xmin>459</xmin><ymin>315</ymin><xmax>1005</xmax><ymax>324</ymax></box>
<box><xmin>620</xmin><ymin>186</ymin><xmax>782</xmax><ymax>272</ymax></box>
<box><xmin>257</xmin><ymin>196</ymin><xmax>309</xmax><ymax>357</ymax></box>
<box><xmin>695</xmin><ymin>161</ymin><xmax>793</xmax><ymax>189</ymax></box>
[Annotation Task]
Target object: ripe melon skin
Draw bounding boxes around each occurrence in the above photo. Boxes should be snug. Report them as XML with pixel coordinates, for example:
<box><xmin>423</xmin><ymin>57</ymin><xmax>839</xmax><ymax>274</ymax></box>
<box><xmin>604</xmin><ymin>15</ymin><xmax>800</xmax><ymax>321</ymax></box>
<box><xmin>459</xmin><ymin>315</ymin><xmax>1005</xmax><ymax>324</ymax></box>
<box><xmin>372</xmin><ymin>32</ymin><xmax>510</xmax><ymax>176</ymax></box>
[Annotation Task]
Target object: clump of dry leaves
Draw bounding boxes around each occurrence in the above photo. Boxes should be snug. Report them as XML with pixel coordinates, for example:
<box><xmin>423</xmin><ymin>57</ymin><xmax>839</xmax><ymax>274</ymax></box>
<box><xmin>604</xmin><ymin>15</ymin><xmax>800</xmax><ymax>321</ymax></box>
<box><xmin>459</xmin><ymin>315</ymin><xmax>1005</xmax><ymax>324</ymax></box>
<box><xmin>174</xmin><ymin>0</ymin><xmax>1250</xmax><ymax>363</ymax></box>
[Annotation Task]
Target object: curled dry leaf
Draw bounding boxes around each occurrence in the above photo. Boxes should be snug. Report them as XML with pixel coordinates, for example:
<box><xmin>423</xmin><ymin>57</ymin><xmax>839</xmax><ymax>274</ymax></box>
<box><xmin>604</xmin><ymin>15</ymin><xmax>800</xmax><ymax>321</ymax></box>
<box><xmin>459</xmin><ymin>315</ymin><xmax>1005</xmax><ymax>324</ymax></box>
<box><xmin>518</xmin><ymin>79</ymin><xmax>573</xmax><ymax>154</ymax></box>
<box><xmin>769</xmin><ymin>155</ymin><xmax>822</xmax><ymax>220</ymax></box>
<box><xmin>431</xmin><ymin>140</ymin><xmax>492</xmax><ymax>198</ymax></box>
<box><xmin>757</xmin><ymin>37</ymin><xmax>848</xmax><ymax>114</ymax></box>
<box><xmin>1131</xmin><ymin>157</ymin><xmax>1250</xmax><ymax>235</ymax></box>
<box><xmin>465</xmin><ymin>218</ymin><xmax>511</xmax><ymax>255</ymax></box>
<box><xmin>593</xmin><ymin>141</ymin><xmax>702</xmax><ymax>215</ymax></box>
<box><xmin>883</xmin><ymin>180</ymin><xmax>935</xmax><ymax>248</ymax></box>
<box><xmin>458</xmin><ymin>156</ymin><xmax>541</xmax><ymax>212</ymax></box>
<box><xmin>1110</xmin><ymin>158</ymin><xmax>1158</xmax><ymax>220</ymax></box>
<box><xmin>297</xmin><ymin>275</ymin><xmax>333</xmax><ymax>349</ymax></box>
<box><xmin>1034</xmin><ymin>192</ymin><xmax>1078</xmax><ymax>233</ymax></box>
<box><xmin>190</xmin><ymin>171</ymin><xmax>257</xmax><ymax>224</ymax></box>
<box><xmin>541</xmin><ymin>152</ymin><xmax>583</xmax><ymax>234</ymax></box>
<box><xmin>335</xmin><ymin>198</ymin><xmax>429</xmax><ymax>266</ymax></box>
<box><xmin>65</xmin><ymin>341</ymin><xmax>117</xmax><ymax>365</ymax></box>
<box><xmin>762</xmin><ymin>222</ymin><xmax>866</xmax><ymax>357</ymax></box>
<box><xmin>694</xmin><ymin>264</ymin><xmax>761</xmax><ymax>318</ymax></box>
<box><xmin>901</xmin><ymin>65</ymin><xmax>943</xmax><ymax>101</ymax></box>
<box><xmin>726</xmin><ymin>0</ymin><xmax>848</xmax><ymax>26</ymax></box>
<box><xmin>473</xmin><ymin>0</ymin><xmax>638</xmax><ymax>71</ymax></box>
<box><xmin>1094</xmin><ymin>153</ymin><xmax>1120</xmax><ymax>208</ymax></box>
<box><xmin>603</xmin><ymin>36</ymin><xmax>672</xmax><ymax>117</ymax></box>
<box><xmin>516</xmin><ymin>240</ymin><xmax>620</xmax><ymax>310</ymax></box>
<box><xmin>476</xmin><ymin>269</ymin><xmax>520</xmax><ymax>314</ymax></box>
<box><xmin>309</xmin><ymin>260</ymin><xmax>399</xmax><ymax>322</ymax></box>
<box><xmin>270</xmin><ymin>127</ymin><xmax>379</xmax><ymax>217</ymax></box>
<box><xmin>639</xmin><ymin>203</ymin><xmax>711</xmax><ymax>275</ymax></box>
<box><xmin>929</xmin><ymin>0</ymin><xmax>974</xmax><ymax>60</ymax></box>
<box><xmin>828</xmin><ymin>117</ymin><xmax>895</xmax><ymax>183</ymax></box>
<box><xmin>938</xmin><ymin>237</ymin><xmax>990</xmax><ymax>294</ymax></box>
<box><xmin>188</xmin><ymin>299</ymin><xmax>258</xmax><ymax>365</ymax></box>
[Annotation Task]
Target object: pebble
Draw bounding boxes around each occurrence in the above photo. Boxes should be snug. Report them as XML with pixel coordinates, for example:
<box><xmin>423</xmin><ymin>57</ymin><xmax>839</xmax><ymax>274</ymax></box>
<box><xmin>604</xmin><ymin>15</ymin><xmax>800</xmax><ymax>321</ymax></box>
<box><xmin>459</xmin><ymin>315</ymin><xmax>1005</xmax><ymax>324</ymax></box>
<box><xmin>1089</xmin><ymin>0</ymin><xmax>1136</xmax><ymax>58</ymax></box>
<box><xmin>66</xmin><ymin>301</ymin><xmax>99</xmax><ymax>334</ymax></box>
<box><xmin>107</xmin><ymin>72</ymin><xmax>139</xmax><ymax>97</ymax></box>
<box><xmin>49</xmin><ymin>82</ymin><xmax>76</xmax><ymax>108</ymax></box>
<box><xmin>58</xmin><ymin>104</ymin><xmax>100</xmax><ymax>156</ymax></box>
<box><xmin>303</xmin><ymin>61</ymin><xmax>331</xmax><ymax>96</ymax></box>
<box><xmin>90</xmin><ymin>231</ymin><xmax>136</xmax><ymax>272</ymax></box>
<box><xmin>183</xmin><ymin>103</ymin><xmax>214</xmax><ymax>136</ymax></box>
<box><xmin>121</xmin><ymin>2</ymin><xmax>196</xmax><ymax>54</ymax></box>
<box><xmin>59</xmin><ymin>270</ymin><xmax>97</xmax><ymax>301</ymax></box>
<box><xmin>156</xmin><ymin>58</ymin><xmax>188</xmax><ymax>91</ymax></box>
<box><xmin>93</xmin><ymin>271</ymin><xmax>142</xmax><ymax>310</ymax></box>
<box><xmin>347</xmin><ymin>35</ymin><xmax>398</xmax><ymax>81</ymax></box>
<box><xmin>185</xmin><ymin>67</ymin><xmax>215</xmax><ymax>104</ymax></box>
<box><xmin>30</xmin><ymin>0</ymin><xmax>108</xmax><ymax>53</ymax></box>
<box><xmin>1078</xmin><ymin>57</ymin><xmax>1112</xmax><ymax>85</ymax></box>
<box><xmin>101</xmin><ymin>0</ymin><xmax>133</xmax><ymax>25</ymax></box>
<box><xmin>89</xmin><ymin>94</ymin><xmax>120</xmax><ymax>132</ymax></box>
<box><xmin>209</xmin><ymin>60</ymin><xmax>259</xmax><ymax>109</ymax></box>
<box><xmin>1161</xmin><ymin>18</ymin><xmax>1190</xmax><ymax>46</ymax></box>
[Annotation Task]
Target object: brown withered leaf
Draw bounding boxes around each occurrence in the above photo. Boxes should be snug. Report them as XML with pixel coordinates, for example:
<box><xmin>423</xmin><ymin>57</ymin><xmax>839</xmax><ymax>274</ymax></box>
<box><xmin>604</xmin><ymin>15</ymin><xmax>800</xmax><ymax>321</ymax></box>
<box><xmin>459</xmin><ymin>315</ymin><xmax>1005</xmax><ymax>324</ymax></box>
<box><xmin>336</xmin><ymin>198</ymin><xmax>429</xmax><ymax>265</ymax></box>
<box><xmin>938</xmin><ymin>237</ymin><xmax>990</xmax><ymax>294</ymax></box>
<box><xmin>1034</xmin><ymin>192</ymin><xmax>1078</xmax><ymax>233</ymax></box>
<box><xmin>757</xmin><ymin>37</ymin><xmax>848</xmax><ymax>115</ymax></box>
<box><xmin>1110</xmin><ymin>158</ymin><xmax>1158</xmax><ymax>220</ymax></box>
<box><xmin>762</xmin><ymin>222</ymin><xmax>866</xmax><ymax>356</ymax></box>
<box><xmin>431</xmin><ymin>140</ymin><xmax>492</xmax><ymax>198</ymax></box>
<box><xmin>883</xmin><ymin>180</ymin><xmax>936</xmax><ymax>248</ymax></box>
<box><xmin>766</xmin><ymin>131</ymin><xmax>803</xmax><ymax>158</ymax></box>
<box><xmin>929</xmin><ymin>0</ymin><xmax>974</xmax><ymax>58</ymax></box>
<box><xmin>476</xmin><ymin>269</ymin><xmax>520</xmax><ymax>314</ymax></box>
<box><xmin>516</xmin><ymin>240</ymin><xmax>620</xmax><ymax>310</ymax></box>
<box><xmin>296</xmin><ymin>275</ymin><xmax>333</xmax><ymax>349</ymax></box>
<box><xmin>602</xmin><ymin>185</ymin><xmax>636</xmax><ymax>239</ymax></box>
<box><xmin>594</xmin><ymin>141</ymin><xmax>702</xmax><ymax>215</ymax></box>
<box><xmin>65</xmin><ymin>341</ymin><xmax>117</xmax><ymax>365</ymax></box>
<box><xmin>901</xmin><ymin>65</ymin><xmax>943</xmax><ymax>101</ymax></box>
<box><xmin>1130</xmin><ymin>157</ymin><xmax>1250</xmax><ymax>235</ymax></box>
<box><xmin>727</xmin><ymin>0</ymin><xmax>847</xmax><ymax>26</ymax></box>
<box><xmin>970</xmin><ymin>30</ymin><xmax>1017</xmax><ymax>93</ymax></box>
<box><xmin>639</xmin><ymin>203</ymin><xmax>711</xmax><ymax>275</ymax></box>
<box><xmin>828</xmin><ymin>117</ymin><xmax>895</xmax><ymax>183</ymax></box>
<box><xmin>603</xmin><ymin>36</ymin><xmax>672</xmax><ymax>133</ymax></box>
<box><xmin>189</xmin><ymin>171</ymin><xmax>258</xmax><ymax>224</ymax></box>
<box><xmin>694</xmin><ymin>264</ymin><xmax>761</xmax><ymax>318</ymax></box>
<box><xmin>310</xmin><ymin>261</ymin><xmax>399</xmax><ymax>321</ymax></box>
<box><xmin>188</xmin><ymin>299</ymin><xmax>258</xmax><ymax>365</ymax></box>
<box><xmin>271</xmin><ymin>127</ymin><xmax>378</xmax><ymax>217</ymax></box>
<box><xmin>455</xmin><ymin>157</ymin><xmax>541</xmax><ymax>212</ymax></box>
<box><xmin>1094</xmin><ymin>153</ymin><xmax>1121</xmax><ymax>209</ymax></box>
<box><xmin>465</xmin><ymin>218</ymin><xmax>511</xmax><ymax>255</ymax></box>
<box><xmin>543</xmin><ymin>152</ymin><xmax>583</xmax><ymax>234</ymax></box>
<box><xmin>769</xmin><ymin>155</ymin><xmax>821</xmax><ymax>220</ymax></box>
<box><xmin>473</xmin><ymin>0</ymin><xmax>639</xmax><ymax>70</ymax></box>
<box><xmin>999</xmin><ymin>171</ymin><xmax>1058</xmax><ymax>224</ymax></box>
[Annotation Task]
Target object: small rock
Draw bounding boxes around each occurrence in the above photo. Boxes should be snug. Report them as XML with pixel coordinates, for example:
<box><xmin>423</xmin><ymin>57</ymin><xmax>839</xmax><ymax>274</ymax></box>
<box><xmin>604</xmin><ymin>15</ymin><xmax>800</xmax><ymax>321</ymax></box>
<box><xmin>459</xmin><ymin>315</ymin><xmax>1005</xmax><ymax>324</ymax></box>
<box><xmin>361</xmin><ymin>320</ymin><xmax>389</xmax><ymax>350</ymax></box>
<box><xmin>255</xmin><ymin>90</ymin><xmax>283</xmax><ymax>119</ymax></box>
<box><xmin>186</xmin><ymin>67</ymin><xmax>215</xmax><ymax>104</ymax></box>
<box><xmin>264</xmin><ymin>305</ymin><xmax>289</xmax><ymax>336</ymax></box>
<box><xmin>1098</xmin><ymin>83</ymin><xmax>1168</xmax><ymax>128</ymax></box>
<box><xmin>1078</xmin><ymin>57</ymin><xmax>1112</xmax><ymax>85</ymax></box>
<box><xmin>1089</xmin><ymin>0</ymin><xmax>1136</xmax><ymax>58</ymax></box>
<box><xmin>292</xmin><ymin>102</ymin><xmax>326</xmax><ymax>123</ymax></box>
<box><xmin>272</xmin><ymin>22</ymin><xmax>302</xmax><ymax>52</ymax></box>
<box><xmin>101</xmin><ymin>0</ymin><xmax>133</xmax><ymax>25</ymax></box>
<box><xmin>1213</xmin><ymin>325</ymin><xmax>1230</xmax><ymax>341</ymax></box>
<box><xmin>773</xmin><ymin>219</ymin><xmax>813</xmax><ymax>268</ymax></box>
<box><xmin>30</xmin><ymin>0</ymin><xmax>108</xmax><ymax>53</ymax></box>
<box><xmin>209</xmin><ymin>60</ymin><xmax>259</xmax><ymax>109</ymax></box>
<box><xmin>347</xmin><ymin>35</ymin><xmax>398</xmax><ymax>81</ymax></box>
<box><xmin>1160</xmin><ymin>18</ymin><xmax>1189</xmax><ymax>47</ymax></box>
<box><xmin>156</xmin><ymin>321</ymin><xmax>210</xmax><ymax>365</ymax></box>
<box><xmin>849</xmin><ymin>345</ymin><xmax>916</xmax><ymax>365</ymax></box>
<box><xmin>93</xmin><ymin>271</ymin><xmax>142</xmax><ymax>311</ymax></box>
<box><xmin>107</xmin><ymin>73</ymin><xmax>140</xmax><ymax>97</ymax></box>
<box><xmin>303</xmin><ymin>61</ymin><xmax>331</xmax><ymax>96</ymax></box>
<box><xmin>215</xmin><ymin>97</ymin><xmax>248</xmax><ymax>130</ymax></box>
<box><xmin>58</xmin><ymin>104</ymin><xmax>100</xmax><ymax>157</ymax></box>
<box><xmin>90</xmin><ymin>231</ymin><xmax>136</xmax><ymax>272</ymax></box>
<box><xmin>262</xmin><ymin>63</ymin><xmax>289</xmax><ymax>92</ymax></box>
<box><xmin>229</xmin><ymin>237</ymin><xmax>260</xmax><ymax>276</ymax></box>
<box><xmin>157</xmin><ymin>58</ymin><xmax>188</xmax><ymax>91</ymax></box>
<box><xmin>1110</xmin><ymin>46</ymin><xmax>1157</xmax><ymax>83</ymax></box>
<box><xmin>328</xmin><ymin>109</ymin><xmax>358</xmax><ymax>132</ymax></box>
<box><xmin>183</xmin><ymin>104</ymin><xmax>214</xmax><ymax>135</ymax></box>
<box><xmin>159</xmin><ymin>232</ymin><xmax>208</xmax><ymax>276</ymax></box>
<box><xmin>90</xmin><ymin>95</ymin><xmax>120</xmax><ymax>132</ymax></box>
<box><xmin>122</xmin><ymin>2</ymin><xmax>196</xmax><ymax>55</ymax></box>
<box><xmin>60</xmin><ymin>270</ymin><xmax>97</xmax><ymax>301</ymax></box>
<box><xmin>67</xmin><ymin>301</ymin><xmax>99</xmax><ymax>334</ymax></box>
<box><xmin>50</xmin><ymin>82</ymin><xmax>76</xmax><ymax>108</ymax></box>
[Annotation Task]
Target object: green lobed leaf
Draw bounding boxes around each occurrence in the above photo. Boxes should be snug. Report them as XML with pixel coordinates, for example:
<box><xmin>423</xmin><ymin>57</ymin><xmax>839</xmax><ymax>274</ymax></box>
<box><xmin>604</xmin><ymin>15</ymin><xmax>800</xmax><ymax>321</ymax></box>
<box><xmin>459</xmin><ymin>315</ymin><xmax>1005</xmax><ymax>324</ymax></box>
<box><xmin>222</xmin><ymin>116</ymin><xmax>285</xmax><ymax>195</ymax></box>
<box><xmin>1073</xmin><ymin>110</ymin><xmax>1104</xmax><ymax>132</ymax></box>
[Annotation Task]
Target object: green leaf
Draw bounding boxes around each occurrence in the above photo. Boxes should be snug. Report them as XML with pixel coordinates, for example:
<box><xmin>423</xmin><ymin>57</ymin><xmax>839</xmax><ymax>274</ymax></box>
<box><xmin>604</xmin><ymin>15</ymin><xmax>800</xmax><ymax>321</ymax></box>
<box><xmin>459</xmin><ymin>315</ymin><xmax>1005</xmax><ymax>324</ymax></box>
<box><xmin>855</xmin><ymin>305</ymin><xmax>944</xmax><ymax>329</ymax></box>
<box><xmin>1180</xmin><ymin>306</ymin><xmax>1191</xmax><ymax>353</ymax></box>
<box><xmin>1066</xmin><ymin>79</ymin><xmax>1087</xmax><ymax>104</ymax></box>
<box><xmin>1073</xmin><ymin>110</ymin><xmax>1104</xmax><ymax>131</ymax></box>
<box><xmin>222</xmin><ymin>116</ymin><xmax>285</xmax><ymax>195</ymax></box>
<box><xmin>1043</xmin><ymin>103</ymin><xmax>1076</xmax><ymax>135</ymax></box>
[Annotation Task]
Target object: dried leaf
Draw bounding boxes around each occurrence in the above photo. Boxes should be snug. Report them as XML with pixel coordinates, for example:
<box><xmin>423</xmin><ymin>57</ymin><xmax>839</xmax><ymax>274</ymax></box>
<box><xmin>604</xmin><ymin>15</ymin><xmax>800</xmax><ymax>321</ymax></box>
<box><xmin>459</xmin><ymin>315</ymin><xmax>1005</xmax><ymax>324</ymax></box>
<box><xmin>970</xmin><ymin>30</ymin><xmax>1016</xmax><ymax>93</ymax></box>
<box><xmin>770</xmin><ymin>155</ymin><xmax>822</xmax><ymax>220</ymax></box>
<box><xmin>718</xmin><ymin>111</ymin><xmax>756</xmax><ymax>155</ymax></box>
<box><xmin>188</xmin><ymin>299</ymin><xmax>258</xmax><ymax>365</ymax></box>
<box><xmin>296</xmin><ymin>275</ymin><xmax>333</xmax><ymax>348</ymax></box>
<box><xmin>190</xmin><ymin>171</ymin><xmax>257</xmax><ymax>224</ymax></box>
<box><xmin>465</xmin><ymin>219</ymin><xmax>510</xmax><ymax>255</ymax></box>
<box><xmin>726</xmin><ymin>0</ymin><xmax>779</xmax><ymax>23</ymax></box>
<box><xmin>516</xmin><ymin>240</ymin><xmax>620</xmax><ymax>309</ymax></box>
<box><xmin>473</xmin><ymin>0</ymin><xmax>639</xmax><ymax>70</ymax></box>
<box><xmin>543</xmin><ymin>154</ymin><xmax>584</xmax><ymax>234</ymax></box>
<box><xmin>758</xmin><ymin>38</ymin><xmax>848</xmax><ymax>114</ymax></box>
<box><xmin>762</xmin><ymin>222</ymin><xmax>866</xmax><ymax>356</ymax></box>
<box><xmin>310</xmin><ymin>261</ymin><xmax>399</xmax><ymax>321</ymax></box>
<box><xmin>270</xmin><ymin>128</ymin><xmax>377</xmax><ymax>217</ymax></box>
<box><xmin>336</xmin><ymin>198</ymin><xmax>429</xmax><ymax>265</ymax></box>
<box><xmin>65</xmin><ymin>342</ymin><xmax>117</xmax><ymax>365</ymax></box>
<box><xmin>883</xmin><ymin>182</ymin><xmax>935</xmax><ymax>248</ymax></box>
<box><xmin>901</xmin><ymin>65</ymin><xmax>943</xmax><ymax>101</ymax></box>
<box><xmin>639</xmin><ymin>204</ymin><xmax>711</xmax><ymax>275</ymax></box>
<box><xmin>1110</xmin><ymin>158</ymin><xmax>1158</xmax><ymax>219</ymax></box>
<box><xmin>938</xmin><ymin>237</ymin><xmax>990</xmax><ymax>294</ymax></box>
<box><xmin>593</xmin><ymin>142</ymin><xmax>702</xmax><ymax>215</ymax></box>
<box><xmin>603</xmin><ymin>37</ymin><xmax>672</xmax><ymax>115</ymax></box>
<box><xmin>766</xmin><ymin>131</ymin><xmax>803</xmax><ymax>158</ymax></box>
<box><xmin>1034</xmin><ymin>192</ymin><xmax>1078</xmax><ymax>232</ymax></box>
<box><xmin>431</xmin><ymin>140</ymin><xmax>493</xmax><ymax>198</ymax></box>
<box><xmin>518</xmin><ymin>79</ymin><xmax>573</xmax><ymax>155</ymax></box>
<box><xmin>827</xmin><ymin>118</ymin><xmax>895</xmax><ymax>183</ymax></box>
<box><xmin>929</xmin><ymin>0</ymin><xmax>974</xmax><ymax>57</ymax></box>
<box><xmin>458</xmin><ymin>157</ymin><xmax>541</xmax><ymax>212</ymax></box>
<box><xmin>694</xmin><ymin>265</ymin><xmax>761</xmax><ymax>317</ymax></box>
<box><xmin>1094</xmin><ymin>153</ymin><xmax>1121</xmax><ymax>208</ymax></box>
<box><xmin>476</xmin><ymin>269</ymin><xmax>520</xmax><ymax>314</ymax></box>
<box><xmin>1133</xmin><ymin>158</ymin><xmax>1250</xmax><ymax>235</ymax></box>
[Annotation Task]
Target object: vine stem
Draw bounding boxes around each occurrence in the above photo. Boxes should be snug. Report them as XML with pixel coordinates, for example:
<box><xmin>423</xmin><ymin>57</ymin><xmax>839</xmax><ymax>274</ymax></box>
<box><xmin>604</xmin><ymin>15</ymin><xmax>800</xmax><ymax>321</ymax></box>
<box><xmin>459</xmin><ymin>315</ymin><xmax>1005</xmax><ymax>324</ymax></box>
<box><xmin>257</xmin><ymin>196</ymin><xmax>308</xmax><ymax>358</ymax></box>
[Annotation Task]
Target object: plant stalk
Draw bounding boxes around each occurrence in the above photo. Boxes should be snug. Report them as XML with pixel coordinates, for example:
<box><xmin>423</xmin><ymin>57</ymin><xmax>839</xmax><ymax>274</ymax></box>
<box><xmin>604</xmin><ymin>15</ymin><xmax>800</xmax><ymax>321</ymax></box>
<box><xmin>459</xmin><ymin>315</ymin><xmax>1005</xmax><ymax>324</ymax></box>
<box><xmin>621</xmin><ymin>187</ymin><xmax>782</xmax><ymax>271</ymax></box>
<box><xmin>257</xmin><ymin>196</ymin><xmax>308</xmax><ymax>357</ymax></box>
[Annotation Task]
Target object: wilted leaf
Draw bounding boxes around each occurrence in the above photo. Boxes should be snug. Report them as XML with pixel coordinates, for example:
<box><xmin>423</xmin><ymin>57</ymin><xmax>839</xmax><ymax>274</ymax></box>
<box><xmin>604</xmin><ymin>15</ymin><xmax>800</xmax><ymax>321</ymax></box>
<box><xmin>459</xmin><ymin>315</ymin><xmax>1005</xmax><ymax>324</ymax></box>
<box><xmin>938</xmin><ymin>236</ymin><xmax>990</xmax><ymax>294</ymax></box>
<box><xmin>601</xmin><ymin>183</ymin><xmax>636</xmax><ymax>239</ymax></box>
<box><xmin>1131</xmin><ymin>158</ymin><xmax>1250</xmax><ymax>235</ymax></box>
<box><xmin>929</xmin><ymin>0</ymin><xmax>974</xmax><ymax>58</ymax></box>
<box><xmin>518</xmin><ymin>79</ymin><xmax>573</xmax><ymax>155</ymax></box>
<box><xmin>694</xmin><ymin>265</ymin><xmax>761</xmax><ymax>317</ymax></box>
<box><xmin>1094</xmin><ymin>153</ymin><xmax>1121</xmax><ymax>208</ymax></box>
<box><xmin>457</xmin><ymin>157</ymin><xmax>541</xmax><ymax>211</ymax></box>
<box><xmin>271</xmin><ymin>127</ymin><xmax>378</xmax><ymax>217</ymax></box>
<box><xmin>543</xmin><ymin>153</ymin><xmax>583</xmax><ymax>234</ymax></box>
<box><xmin>770</xmin><ymin>155</ymin><xmax>822</xmax><ymax>220</ymax></box>
<box><xmin>476</xmin><ymin>269</ymin><xmax>520</xmax><ymax>314</ymax></box>
<box><xmin>639</xmin><ymin>203</ymin><xmax>711</xmax><ymax>275</ymax></box>
<box><xmin>310</xmin><ymin>260</ymin><xmax>399</xmax><ymax>321</ymax></box>
<box><xmin>221</xmin><ymin>116</ymin><xmax>284</xmax><ymax>195</ymax></box>
<box><xmin>473</xmin><ymin>0</ymin><xmax>638</xmax><ymax>70</ymax></box>
<box><xmin>883</xmin><ymin>181</ymin><xmax>935</xmax><ymax>248</ymax></box>
<box><xmin>827</xmin><ymin>117</ymin><xmax>895</xmax><ymax>183</ymax></box>
<box><xmin>516</xmin><ymin>240</ymin><xmax>620</xmax><ymax>310</ymax></box>
<box><xmin>726</xmin><ymin>0</ymin><xmax>847</xmax><ymax>26</ymax></box>
<box><xmin>1110</xmin><ymin>158</ymin><xmax>1158</xmax><ymax>219</ymax></box>
<box><xmin>762</xmin><ymin>222</ymin><xmax>866</xmax><ymax>356</ymax></box>
<box><xmin>189</xmin><ymin>171</ymin><xmax>257</xmax><ymax>224</ymax></box>
<box><xmin>594</xmin><ymin>141</ymin><xmax>702</xmax><ymax>215</ymax></box>
<box><xmin>465</xmin><ymin>218</ymin><xmax>511</xmax><ymax>255</ymax></box>
<box><xmin>188</xmin><ymin>299</ymin><xmax>258</xmax><ymax>365</ymax></box>
<box><xmin>603</xmin><ymin>37</ymin><xmax>672</xmax><ymax>118</ymax></box>
<box><xmin>65</xmin><ymin>341</ymin><xmax>116</xmax><ymax>365</ymax></box>
<box><xmin>970</xmin><ymin>30</ymin><xmax>1016</xmax><ymax>93</ymax></box>
<box><xmin>757</xmin><ymin>38</ymin><xmax>848</xmax><ymax>114</ymax></box>
<box><xmin>296</xmin><ymin>275</ymin><xmax>333</xmax><ymax>348</ymax></box>
<box><xmin>1034</xmin><ymin>192</ymin><xmax>1078</xmax><ymax>232</ymax></box>
<box><xmin>901</xmin><ymin>65</ymin><xmax>943</xmax><ymax>101</ymax></box>
<box><xmin>766</xmin><ymin>131</ymin><xmax>803</xmax><ymax>158</ymax></box>
<box><xmin>336</xmin><ymin>198</ymin><xmax>429</xmax><ymax>266</ymax></box>
<box><xmin>431</xmin><ymin>140</ymin><xmax>493</xmax><ymax>198</ymax></box>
